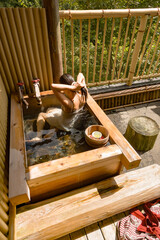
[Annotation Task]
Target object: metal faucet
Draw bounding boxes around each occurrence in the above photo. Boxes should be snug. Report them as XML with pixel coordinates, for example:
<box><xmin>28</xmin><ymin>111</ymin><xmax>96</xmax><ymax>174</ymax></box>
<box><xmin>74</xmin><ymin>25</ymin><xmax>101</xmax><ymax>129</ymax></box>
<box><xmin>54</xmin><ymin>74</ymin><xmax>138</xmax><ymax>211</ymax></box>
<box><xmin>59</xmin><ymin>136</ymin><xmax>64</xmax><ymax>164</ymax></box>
<box><xmin>17</xmin><ymin>81</ymin><xmax>29</xmax><ymax>109</ymax></box>
<box><xmin>32</xmin><ymin>78</ymin><xmax>42</xmax><ymax>105</ymax></box>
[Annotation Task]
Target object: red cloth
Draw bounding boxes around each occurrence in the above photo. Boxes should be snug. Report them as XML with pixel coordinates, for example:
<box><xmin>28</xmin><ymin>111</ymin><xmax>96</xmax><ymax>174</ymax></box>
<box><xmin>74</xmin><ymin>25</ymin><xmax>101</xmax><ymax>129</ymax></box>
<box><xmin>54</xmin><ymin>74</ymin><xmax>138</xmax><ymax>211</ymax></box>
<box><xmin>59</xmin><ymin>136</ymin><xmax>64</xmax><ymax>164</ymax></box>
<box><xmin>131</xmin><ymin>200</ymin><xmax>160</xmax><ymax>238</ymax></box>
<box><xmin>117</xmin><ymin>199</ymin><xmax>160</xmax><ymax>240</ymax></box>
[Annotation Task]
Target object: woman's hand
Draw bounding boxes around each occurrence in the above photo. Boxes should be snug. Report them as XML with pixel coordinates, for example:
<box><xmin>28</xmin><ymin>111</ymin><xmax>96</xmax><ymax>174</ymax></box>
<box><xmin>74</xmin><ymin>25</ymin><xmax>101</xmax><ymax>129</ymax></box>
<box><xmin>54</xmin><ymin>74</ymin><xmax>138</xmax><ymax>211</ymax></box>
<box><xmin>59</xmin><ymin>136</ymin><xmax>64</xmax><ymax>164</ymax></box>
<box><xmin>77</xmin><ymin>73</ymin><xmax>86</xmax><ymax>87</ymax></box>
<box><xmin>71</xmin><ymin>82</ymin><xmax>83</xmax><ymax>91</ymax></box>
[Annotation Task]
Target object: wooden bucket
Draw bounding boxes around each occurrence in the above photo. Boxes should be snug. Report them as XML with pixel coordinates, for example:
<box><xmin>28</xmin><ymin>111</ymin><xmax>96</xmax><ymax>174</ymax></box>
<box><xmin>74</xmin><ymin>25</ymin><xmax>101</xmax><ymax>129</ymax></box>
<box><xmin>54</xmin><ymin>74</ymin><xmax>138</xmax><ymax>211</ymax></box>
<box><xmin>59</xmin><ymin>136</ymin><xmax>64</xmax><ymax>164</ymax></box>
<box><xmin>85</xmin><ymin>125</ymin><xmax>109</xmax><ymax>148</ymax></box>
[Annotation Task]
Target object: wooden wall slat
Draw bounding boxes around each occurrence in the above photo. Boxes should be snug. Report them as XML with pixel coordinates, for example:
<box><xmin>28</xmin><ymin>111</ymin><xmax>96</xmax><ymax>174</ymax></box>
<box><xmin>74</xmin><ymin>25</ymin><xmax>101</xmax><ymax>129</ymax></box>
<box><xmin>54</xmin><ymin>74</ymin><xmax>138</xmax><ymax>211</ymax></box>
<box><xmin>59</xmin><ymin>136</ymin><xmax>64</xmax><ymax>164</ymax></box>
<box><xmin>0</xmin><ymin>231</ymin><xmax>8</xmax><ymax>240</ymax></box>
<box><xmin>40</xmin><ymin>8</ymin><xmax>53</xmax><ymax>88</ymax></box>
<box><xmin>0</xmin><ymin>36</ymin><xmax>16</xmax><ymax>92</ymax></box>
<box><xmin>26</xmin><ymin>8</ymin><xmax>45</xmax><ymax>91</ymax></box>
<box><xmin>33</xmin><ymin>8</ymin><xmax>49</xmax><ymax>90</ymax></box>
<box><xmin>13</xmin><ymin>8</ymin><xmax>34</xmax><ymax>92</ymax></box>
<box><xmin>0</xmin><ymin>75</ymin><xmax>9</xmax><ymax>239</ymax></box>
<box><xmin>19</xmin><ymin>8</ymin><xmax>38</xmax><ymax>85</ymax></box>
<box><xmin>7</xmin><ymin>8</ymin><xmax>31</xmax><ymax>93</ymax></box>
<box><xmin>1</xmin><ymin>9</ymin><xmax>24</xmax><ymax>89</ymax></box>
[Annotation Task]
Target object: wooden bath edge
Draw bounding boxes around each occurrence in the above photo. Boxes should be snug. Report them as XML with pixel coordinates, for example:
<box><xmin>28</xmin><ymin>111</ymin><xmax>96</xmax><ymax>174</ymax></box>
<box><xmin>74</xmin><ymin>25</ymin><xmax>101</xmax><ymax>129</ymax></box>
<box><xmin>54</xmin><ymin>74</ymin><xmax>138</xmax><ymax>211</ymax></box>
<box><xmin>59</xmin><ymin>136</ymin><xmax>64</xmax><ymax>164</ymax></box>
<box><xmin>86</xmin><ymin>93</ymin><xmax>141</xmax><ymax>169</ymax></box>
<box><xmin>9</xmin><ymin>95</ymin><xmax>30</xmax><ymax>206</ymax></box>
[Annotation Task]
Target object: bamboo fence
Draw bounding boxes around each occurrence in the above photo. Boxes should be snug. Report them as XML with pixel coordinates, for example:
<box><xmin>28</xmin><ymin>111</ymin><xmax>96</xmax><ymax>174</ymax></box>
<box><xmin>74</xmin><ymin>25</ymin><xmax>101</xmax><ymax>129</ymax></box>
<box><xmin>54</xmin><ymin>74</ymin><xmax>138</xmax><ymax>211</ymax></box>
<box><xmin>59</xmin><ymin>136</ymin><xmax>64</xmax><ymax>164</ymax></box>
<box><xmin>0</xmin><ymin>8</ymin><xmax>53</xmax><ymax>95</ymax></box>
<box><xmin>60</xmin><ymin>8</ymin><xmax>160</xmax><ymax>87</ymax></box>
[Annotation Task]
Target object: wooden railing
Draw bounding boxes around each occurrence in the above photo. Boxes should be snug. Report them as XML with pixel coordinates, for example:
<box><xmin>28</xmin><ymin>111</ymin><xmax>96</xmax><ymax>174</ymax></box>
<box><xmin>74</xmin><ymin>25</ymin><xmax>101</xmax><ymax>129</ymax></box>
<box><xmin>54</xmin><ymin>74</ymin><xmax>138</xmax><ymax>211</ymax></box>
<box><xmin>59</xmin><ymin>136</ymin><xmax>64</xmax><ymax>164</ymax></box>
<box><xmin>59</xmin><ymin>8</ymin><xmax>160</xmax><ymax>87</ymax></box>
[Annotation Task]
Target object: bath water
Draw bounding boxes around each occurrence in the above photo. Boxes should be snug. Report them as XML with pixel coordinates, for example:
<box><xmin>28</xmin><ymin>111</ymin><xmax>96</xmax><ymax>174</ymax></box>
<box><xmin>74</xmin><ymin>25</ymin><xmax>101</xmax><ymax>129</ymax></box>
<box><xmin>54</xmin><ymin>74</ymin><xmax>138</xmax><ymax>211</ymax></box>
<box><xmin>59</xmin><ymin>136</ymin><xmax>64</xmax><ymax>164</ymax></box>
<box><xmin>24</xmin><ymin>108</ymin><xmax>98</xmax><ymax>166</ymax></box>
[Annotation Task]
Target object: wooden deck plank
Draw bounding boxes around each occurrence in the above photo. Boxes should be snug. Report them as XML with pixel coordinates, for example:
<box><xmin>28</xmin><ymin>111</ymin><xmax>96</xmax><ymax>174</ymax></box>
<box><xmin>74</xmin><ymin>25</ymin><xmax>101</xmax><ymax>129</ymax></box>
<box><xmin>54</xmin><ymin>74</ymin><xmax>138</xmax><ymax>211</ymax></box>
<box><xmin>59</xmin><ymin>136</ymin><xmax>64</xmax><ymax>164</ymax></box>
<box><xmin>16</xmin><ymin>164</ymin><xmax>160</xmax><ymax>240</ymax></box>
<box><xmin>85</xmin><ymin>223</ymin><xmax>104</xmax><ymax>240</ymax></box>
<box><xmin>99</xmin><ymin>218</ymin><xmax>117</xmax><ymax>240</ymax></box>
<box><xmin>70</xmin><ymin>229</ymin><xmax>87</xmax><ymax>240</ymax></box>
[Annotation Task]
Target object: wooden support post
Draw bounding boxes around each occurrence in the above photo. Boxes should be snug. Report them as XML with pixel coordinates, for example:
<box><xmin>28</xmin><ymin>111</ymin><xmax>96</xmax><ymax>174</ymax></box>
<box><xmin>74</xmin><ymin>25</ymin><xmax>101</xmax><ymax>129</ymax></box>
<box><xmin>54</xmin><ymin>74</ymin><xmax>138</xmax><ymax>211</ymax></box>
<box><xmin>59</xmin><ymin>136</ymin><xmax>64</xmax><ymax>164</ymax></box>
<box><xmin>42</xmin><ymin>0</ymin><xmax>63</xmax><ymax>83</ymax></box>
<box><xmin>124</xmin><ymin>116</ymin><xmax>159</xmax><ymax>151</ymax></box>
<box><xmin>128</xmin><ymin>15</ymin><xmax>148</xmax><ymax>85</ymax></box>
<box><xmin>8</xmin><ymin>203</ymin><xmax>16</xmax><ymax>240</ymax></box>
<box><xmin>9</xmin><ymin>95</ymin><xmax>30</xmax><ymax>205</ymax></box>
<box><xmin>16</xmin><ymin>164</ymin><xmax>160</xmax><ymax>240</ymax></box>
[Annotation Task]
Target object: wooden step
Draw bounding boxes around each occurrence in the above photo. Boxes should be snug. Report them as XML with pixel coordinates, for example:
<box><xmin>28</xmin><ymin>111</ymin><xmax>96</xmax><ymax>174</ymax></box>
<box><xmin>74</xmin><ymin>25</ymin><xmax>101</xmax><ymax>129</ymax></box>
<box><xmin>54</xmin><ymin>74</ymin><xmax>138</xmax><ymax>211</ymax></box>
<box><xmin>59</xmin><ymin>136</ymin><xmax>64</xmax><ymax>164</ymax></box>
<box><xmin>16</xmin><ymin>164</ymin><xmax>160</xmax><ymax>240</ymax></box>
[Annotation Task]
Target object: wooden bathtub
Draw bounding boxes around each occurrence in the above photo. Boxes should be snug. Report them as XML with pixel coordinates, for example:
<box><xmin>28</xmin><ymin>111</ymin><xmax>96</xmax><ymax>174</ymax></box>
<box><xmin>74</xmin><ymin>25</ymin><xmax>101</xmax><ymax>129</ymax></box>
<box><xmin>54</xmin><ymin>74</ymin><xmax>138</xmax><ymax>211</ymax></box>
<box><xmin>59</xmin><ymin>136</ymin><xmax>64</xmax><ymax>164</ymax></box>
<box><xmin>9</xmin><ymin>91</ymin><xmax>141</xmax><ymax>205</ymax></box>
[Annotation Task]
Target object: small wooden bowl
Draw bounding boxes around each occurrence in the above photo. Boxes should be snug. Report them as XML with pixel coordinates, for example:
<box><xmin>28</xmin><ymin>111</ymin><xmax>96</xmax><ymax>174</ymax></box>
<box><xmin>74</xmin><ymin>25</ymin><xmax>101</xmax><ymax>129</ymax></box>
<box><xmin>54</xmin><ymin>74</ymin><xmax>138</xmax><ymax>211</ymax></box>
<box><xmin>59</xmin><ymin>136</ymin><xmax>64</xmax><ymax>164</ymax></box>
<box><xmin>85</xmin><ymin>125</ymin><xmax>109</xmax><ymax>148</ymax></box>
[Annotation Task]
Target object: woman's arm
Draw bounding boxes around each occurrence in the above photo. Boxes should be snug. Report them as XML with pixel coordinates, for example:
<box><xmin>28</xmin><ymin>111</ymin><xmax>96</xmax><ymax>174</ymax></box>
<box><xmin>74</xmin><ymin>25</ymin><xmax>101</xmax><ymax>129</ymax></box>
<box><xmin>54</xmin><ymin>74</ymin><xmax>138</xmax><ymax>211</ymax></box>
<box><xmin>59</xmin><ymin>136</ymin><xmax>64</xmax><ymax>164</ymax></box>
<box><xmin>53</xmin><ymin>89</ymin><xmax>74</xmax><ymax>111</ymax></box>
<box><xmin>51</xmin><ymin>83</ymin><xmax>74</xmax><ymax>92</ymax></box>
<box><xmin>51</xmin><ymin>83</ymin><xmax>83</xmax><ymax>92</ymax></box>
<box><xmin>51</xmin><ymin>82</ymin><xmax>83</xmax><ymax>112</ymax></box>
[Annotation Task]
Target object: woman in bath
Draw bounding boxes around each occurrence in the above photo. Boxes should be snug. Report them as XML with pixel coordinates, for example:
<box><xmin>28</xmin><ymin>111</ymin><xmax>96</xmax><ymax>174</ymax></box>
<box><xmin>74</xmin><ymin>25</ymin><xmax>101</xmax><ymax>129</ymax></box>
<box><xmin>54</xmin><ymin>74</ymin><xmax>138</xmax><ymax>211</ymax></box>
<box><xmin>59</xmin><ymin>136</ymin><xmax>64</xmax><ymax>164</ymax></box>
<box><xmin>34</xmin><ymin>73</ymin><xmax>88</xmax><ymax>140</ymax></box>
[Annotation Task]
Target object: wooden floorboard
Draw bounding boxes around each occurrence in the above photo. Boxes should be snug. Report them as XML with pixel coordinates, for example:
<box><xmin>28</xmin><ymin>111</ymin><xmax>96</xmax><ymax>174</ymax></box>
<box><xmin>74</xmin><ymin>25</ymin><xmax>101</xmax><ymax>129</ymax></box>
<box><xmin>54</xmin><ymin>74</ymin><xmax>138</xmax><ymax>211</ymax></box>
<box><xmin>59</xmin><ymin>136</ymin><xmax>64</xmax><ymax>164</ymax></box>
<box><xmin>85</xmin><ymin>223</ymin><xmax>104</xmax><ymax>240</ymax></box>
<box><xmin>70</xmin><ymin>228</ymin><xmax>87</xmax><ymax>240</ymax></box>
<box><xmin>99</xmin><ymin>218</ymin><xmax>117</xmax><ymax>240</ymax></box>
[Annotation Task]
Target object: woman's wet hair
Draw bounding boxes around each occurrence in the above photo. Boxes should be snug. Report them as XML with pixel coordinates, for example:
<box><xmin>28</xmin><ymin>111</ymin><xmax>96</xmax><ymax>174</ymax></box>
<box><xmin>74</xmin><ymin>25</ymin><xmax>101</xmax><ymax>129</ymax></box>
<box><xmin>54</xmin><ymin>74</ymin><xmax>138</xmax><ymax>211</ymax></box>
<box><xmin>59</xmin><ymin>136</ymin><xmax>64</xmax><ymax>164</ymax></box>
<box><xmin>60</xmin><ymin>73</ymin><xmax>88</xmax><ymax>102</ymax></box>
<box><xmin>60</xmin><ymin>73</ymin><xmax>74</xmax><ymax>85</ymax></box>
<box><xmin>81</xmin><ymin>87</ymin><xmax>88</xmax><ymax>102</ymax></box>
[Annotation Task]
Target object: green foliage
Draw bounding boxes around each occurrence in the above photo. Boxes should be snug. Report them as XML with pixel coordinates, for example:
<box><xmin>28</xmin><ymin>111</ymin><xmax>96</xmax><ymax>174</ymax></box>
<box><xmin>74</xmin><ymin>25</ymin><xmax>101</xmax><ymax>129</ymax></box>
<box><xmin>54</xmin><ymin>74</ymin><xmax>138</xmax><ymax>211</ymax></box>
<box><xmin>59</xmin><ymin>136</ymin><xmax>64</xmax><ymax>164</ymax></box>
<box><xmin>0</xmin><ymin>0</ymin><xmax>42</xmax><ymax>7</ymax></box>
<box><xmin>59</xmin><ymin>0</ymin><xmax>160</xmax><ymax>10</ymax></box>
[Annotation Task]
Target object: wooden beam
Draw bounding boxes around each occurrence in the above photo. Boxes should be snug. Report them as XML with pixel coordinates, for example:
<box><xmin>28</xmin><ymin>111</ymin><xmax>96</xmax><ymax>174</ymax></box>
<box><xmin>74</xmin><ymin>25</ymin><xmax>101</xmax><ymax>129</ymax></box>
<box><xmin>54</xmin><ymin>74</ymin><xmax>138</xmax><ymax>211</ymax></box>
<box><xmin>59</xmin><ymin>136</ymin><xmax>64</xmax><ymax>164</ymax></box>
<box><xmin>16</xmin><ymin>164</ymin><xmax>160</xmax><ymax>240</ymax></box>
<box><xmin>59</xmin><ymin>8</ymin><xmax>160</xmax><ymax>19</ymax></box>
<box><xmin>9</xmin><ymin>94</ymin><xmax>30</xmax><ymax>205</ymax></box>
<box><xmin>27</xmin><ymin>144</ymin><xmax>122</xmax><ymax>202</ymax></box>
<box><xmin>87</xmin><ymin>93</ymin><xmax>141</xmax><ymax>169</ymax></box>
<box><xmin>42</xmin><ymin>0</ymin><xmax>63</xmax><ymax>83</ymax></box>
